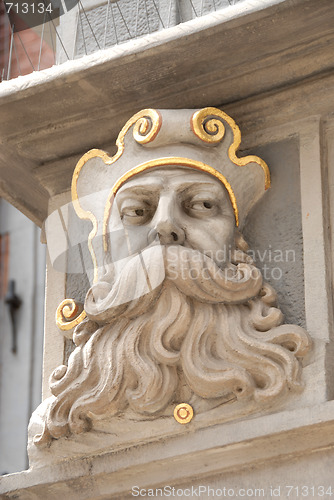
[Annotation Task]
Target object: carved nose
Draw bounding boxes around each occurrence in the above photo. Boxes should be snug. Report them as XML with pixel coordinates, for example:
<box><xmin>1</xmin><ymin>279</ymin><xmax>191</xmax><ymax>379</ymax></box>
<box><xmin>155</xmin><ymin>221</ymin><xmax>185</xmax><ymax>245</ymax></box>
<box><xmin>149</xmin><ymin>194</ymin><xmax>185</xmax><ymax>245</ymax></box>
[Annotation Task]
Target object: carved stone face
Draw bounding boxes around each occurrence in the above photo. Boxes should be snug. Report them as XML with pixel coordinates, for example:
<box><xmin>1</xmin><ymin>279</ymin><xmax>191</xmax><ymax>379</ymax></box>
<box><xmin>109</xmin><ymin>167</ymin><xmax>235</xmax><ymax>268</ymax></box>
<box><xmin>32</xmin><ymin>108</ymin><xmax>311</xmax><ymax>456</ymax></box>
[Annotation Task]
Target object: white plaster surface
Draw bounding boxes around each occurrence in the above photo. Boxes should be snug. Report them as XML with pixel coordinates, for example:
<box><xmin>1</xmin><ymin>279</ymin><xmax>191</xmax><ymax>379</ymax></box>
<box><xmin>0</xmin><ymin>201</ymin><xmax>45</xmax><ymax>475</ymax></box>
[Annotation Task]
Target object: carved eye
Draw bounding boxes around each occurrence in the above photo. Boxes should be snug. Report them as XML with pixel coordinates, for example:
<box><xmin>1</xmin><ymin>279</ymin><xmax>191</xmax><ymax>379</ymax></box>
<box><xmin>120</xmin><ymin>204</ymin><xmax>153</xmax><ymax>225</ymax></box>
<box><xmin>190</xmin><ymin>200</ymin><xmax>216</xmax><ymax>212</ymax></box>
<box><xmin>122</xmin><ymin>207</ymin><xmax>147</xmax><ymax>217</ymax></box>
<box><xmin>183</xmin><ymin>194</ymin><xmax>220</xmax><ymax>218</ymax></box>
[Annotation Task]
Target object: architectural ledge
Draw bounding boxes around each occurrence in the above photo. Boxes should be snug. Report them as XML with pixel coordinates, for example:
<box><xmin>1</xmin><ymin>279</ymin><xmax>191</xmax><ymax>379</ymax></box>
<box><xmin>1</xmin><ymin>400</ymin><xmax>334</xmax><ymax>499</ymax></box>
<box><xmin>0</xmin><ymin>0</ymin><xmax>333</xmax><ymax>225</ymax></box>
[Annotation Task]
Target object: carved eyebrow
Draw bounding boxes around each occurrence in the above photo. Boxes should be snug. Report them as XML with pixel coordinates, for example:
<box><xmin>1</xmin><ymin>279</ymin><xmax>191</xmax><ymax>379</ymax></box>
<box><xmin>116</xmin><ymin>176</ymin><xmax>223</xmax><ymax>197</ymax></box>
<box><xmin>116</xmin><ymin>184</ymin><xmax>162</xmax><ymax>198</ymax></box>
<box><xmin>177</xmin><ymin>181</ymin><xmax>224</xmax><ymax>195</ymax></box>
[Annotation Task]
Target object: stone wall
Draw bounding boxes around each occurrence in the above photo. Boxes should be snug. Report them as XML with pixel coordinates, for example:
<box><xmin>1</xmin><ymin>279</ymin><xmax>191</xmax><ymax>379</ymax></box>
<box><xmin>0</xmin><ymin>200</ymin><xmax>45</xmax><ymax>474</ymax></box>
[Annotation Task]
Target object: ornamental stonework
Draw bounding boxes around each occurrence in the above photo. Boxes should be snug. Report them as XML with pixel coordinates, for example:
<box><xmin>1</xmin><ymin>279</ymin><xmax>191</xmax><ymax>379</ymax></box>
<box><xmin>28</xmin><ymin>108</ymin><xmax>311</xmax><ymax>465</ymax></box>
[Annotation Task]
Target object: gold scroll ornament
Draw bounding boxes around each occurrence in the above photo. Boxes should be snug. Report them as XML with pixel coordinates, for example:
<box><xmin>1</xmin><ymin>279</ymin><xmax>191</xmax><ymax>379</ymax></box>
<box><xmin>56</xmin><ymin>299</ymin><xmax>86</xmax><ymax>333</ymax></box>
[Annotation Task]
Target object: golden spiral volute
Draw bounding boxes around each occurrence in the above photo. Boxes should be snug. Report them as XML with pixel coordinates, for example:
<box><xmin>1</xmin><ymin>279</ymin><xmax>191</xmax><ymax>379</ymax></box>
<box><xmin>132</xmin><ymin>109</ymin><xmax>162</xmax><ymax>144</ymax></box>
<box><xmin>62</xmin><ymin>299</ymin><xmax>78</xmax><ymax>319</ymax></box>
<box><xmin>191</xmin><ymin>108</ymin><xmax>226</xmax><ymax>144</ymax></box>
<box><xmin>56</xmin><ymin>299</ymin><xmax>86</xmax><ymax>334</ymax></box>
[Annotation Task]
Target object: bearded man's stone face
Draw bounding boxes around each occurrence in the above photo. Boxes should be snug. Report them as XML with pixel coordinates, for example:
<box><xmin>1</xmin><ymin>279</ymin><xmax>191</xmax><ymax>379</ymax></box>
<box><xmin>108</xmin><ymin>167</ymin><xmax>235</xmax><ymax>269</ymax></box>
<box><xmin>30</xmin><ymin>108</ymin><xmax>311</xmax><ymax>454</ymax></box>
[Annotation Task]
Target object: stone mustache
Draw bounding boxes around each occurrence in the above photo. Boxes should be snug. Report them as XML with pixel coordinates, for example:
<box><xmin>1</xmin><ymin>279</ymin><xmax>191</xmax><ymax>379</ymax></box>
<box><xmin>31</xmin><ymin>107</ymin><xmax>312</xmax><ymax>448</ymax></box>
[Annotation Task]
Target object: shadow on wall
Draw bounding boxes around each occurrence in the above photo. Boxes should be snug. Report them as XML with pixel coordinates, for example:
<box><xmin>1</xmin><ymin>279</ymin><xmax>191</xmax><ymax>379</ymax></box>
<box><xmin>243</xmin><ymin>138</ymin><xmax>305</xmax><ymax>328</ymax></box>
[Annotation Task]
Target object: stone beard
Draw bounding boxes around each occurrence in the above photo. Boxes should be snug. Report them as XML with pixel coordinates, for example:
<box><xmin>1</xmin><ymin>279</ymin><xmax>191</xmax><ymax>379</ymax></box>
<box><xmin>33</xmin><ymin>238</ymin><xmax>311</xmax><ymax>447</ymax></box>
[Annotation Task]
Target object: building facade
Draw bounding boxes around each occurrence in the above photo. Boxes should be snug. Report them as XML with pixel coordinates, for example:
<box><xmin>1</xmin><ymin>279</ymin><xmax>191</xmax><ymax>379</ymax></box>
<box><xmin>0</xmin><ymin>0</ymin><xmax>333</xmax><ymax>497</ymax></box>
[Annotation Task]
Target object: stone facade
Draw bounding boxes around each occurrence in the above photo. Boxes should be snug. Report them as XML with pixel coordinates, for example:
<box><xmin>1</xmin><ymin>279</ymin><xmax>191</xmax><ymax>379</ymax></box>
<box><xmin>0</xmin><ymin>0</ymin><xmax>333</xmax><ymax>498</ymax></box>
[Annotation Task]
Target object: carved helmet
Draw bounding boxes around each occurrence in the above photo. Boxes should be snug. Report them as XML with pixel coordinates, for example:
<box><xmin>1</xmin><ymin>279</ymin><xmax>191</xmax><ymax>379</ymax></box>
<box><xmin>72</xmin><ymin>107</ymin><xmax>270</xmax><ymax>283</ymax></box>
